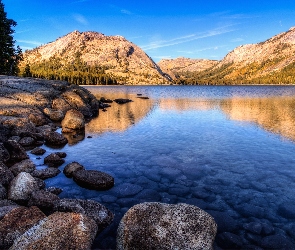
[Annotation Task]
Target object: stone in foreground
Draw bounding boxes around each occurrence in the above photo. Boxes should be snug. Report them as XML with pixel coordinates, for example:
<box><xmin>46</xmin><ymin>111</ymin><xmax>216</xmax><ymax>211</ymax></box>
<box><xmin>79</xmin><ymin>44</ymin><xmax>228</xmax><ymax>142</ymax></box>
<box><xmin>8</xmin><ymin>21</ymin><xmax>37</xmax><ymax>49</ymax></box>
<box><xmin>9</xmin><ymin>212</ymin><xmax>98</xmax><ymax>250</ymax></box>
<box><xmin>73</xmin><ymin>169</ymin><xmax>114</xmax><ymax>190</ymax></box>
<box><xmin>117</xmin><ymin>202</ymin><xmax>217</xmax><ymax>250</ymax></box>
<box><xmin>61</xmin><ymin>109</ymin><xmax>85</xmax><ymax>133</ymax></box>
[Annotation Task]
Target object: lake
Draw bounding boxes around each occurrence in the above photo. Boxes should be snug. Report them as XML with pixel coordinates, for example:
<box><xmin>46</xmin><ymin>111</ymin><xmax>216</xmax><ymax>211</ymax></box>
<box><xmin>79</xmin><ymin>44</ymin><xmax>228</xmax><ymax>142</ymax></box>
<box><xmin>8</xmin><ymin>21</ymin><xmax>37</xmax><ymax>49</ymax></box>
<box><xmin>31</xmin><ymin>85</ymin><xmax>295</xmax><ymax>249</ymax></box>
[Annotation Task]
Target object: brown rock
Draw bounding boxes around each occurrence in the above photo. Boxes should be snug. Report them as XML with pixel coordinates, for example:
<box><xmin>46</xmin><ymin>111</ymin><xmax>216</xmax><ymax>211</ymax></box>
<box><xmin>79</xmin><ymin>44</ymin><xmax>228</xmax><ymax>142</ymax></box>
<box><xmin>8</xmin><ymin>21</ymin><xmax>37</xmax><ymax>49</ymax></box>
<box><xmin>3</xmin><ymin>140</ymin><xmax>28</xmax><ymax>163</ymax></box>
<box><xmin>61</xmin><ymin>109</ymin><xmax>85</xmax><ymax>133</ymax></box>
<box><xmin>10</xmin><ymin>212</ymin><xmax>98</xmax><ymax>250</ymax></box>
<box><xmin>73</xmin><ymin>169</ymin><xmax>114</xmax><ymax>190</ymax></box>
<box><xmin>52</xmin><ymin>97</ymin><xmax>72</xmax><ymax>115</ymax></box>
<box><xmin>28</xmin><ymin>190</ymin><xmax>60</xmax><ymax>210</ymax></box>
<box><xmin>63</xmin><ymin>162</ymin><xmax>85</xmax><ymax>178</ymax></box>
<box><xmin>43</xmin><ymin>131</ymin><xmax>68</xmax><ymax>145</ymax></box>
<box><xmin>31</xmin><ymin>147</ymin><xmax>46</xmax><ymax>155</ymax></box>
<box><xmin>117</xmin><ymin>202</ymin><xmax>217</xmax><ymax>250</ymax></box>
<box><xmin>43</xmin><ymin>107</ymin><xmax>64</xmax><ymax>121</ymax></box>
<box><xmin>0</xmin><ymin>206</ymin><xmax>46</xmax><ymax>249</ymax></box>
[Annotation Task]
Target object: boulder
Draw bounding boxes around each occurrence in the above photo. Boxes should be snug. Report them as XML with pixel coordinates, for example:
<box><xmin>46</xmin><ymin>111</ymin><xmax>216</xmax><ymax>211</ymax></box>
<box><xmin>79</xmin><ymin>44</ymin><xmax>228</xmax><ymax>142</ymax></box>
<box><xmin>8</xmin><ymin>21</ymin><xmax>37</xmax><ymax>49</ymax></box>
<box><xmin>61</xmin><ymin>109</ymin><xmax>85</xmax><ymax>133</ymax></box>
<box><xmin>55</xmin><ymin>151</ymin><xmax>67</xmax><ymax>158</ymax></box>
<box><xmin>72</xmin><ymin>169</ymin><xmax>114</xmax><ymax>190</ymax></box>
<box><xmin>18</xmin><ymin>136</ymin><xmax>35</xmax><ymax>147</ymax></box>
<box><xmin>9</xmin><ymin>212</ymin><xmax>98</xmax><ymax>250</ymax></box>
<box><xmin>63</xmin><ymin>162</ymin><xmax>85</xmax><ymax>178</ymax></box>
<box><xmin>44</xmin><ymin>153</ymin><xmax>65</xmax><ymax>167</ymax></box>
<box><xmin>0</xmin><ymin>143</ymin><xmax>10</xmax><ymax>162</ymax></box>
<box><xmin>43</xmin><ymin>131</ymin><xmax>68</xmax><ymax>145</ymax></box>
<box><xmin>117</xmin><ymin>202</ymin><xmax>217</xmax><ymax>250</ymax></box>
<box><xmin>8</xmin><ymin>172</ymin><xmax>41</xmax><ymax>203</ymax></box>
<box><xmin>0</xmin><ymin>162</ymin><xmax>14</xmax><ymax>187</ymax></box>
<box><xmin>0</xmin><ymin>205</ymin><xmax>20</xmax><ymax>220</ymax></box>
<box><xmin>31</xmin><ymin>167</ymin><xmax>61</xmax><ymax>179</ymax></box>
<box><xmin>3</xmin><ymin>140</ymin><xmax>28</xmax><ymax>163</ymax></box>
<box><xmin>2</xmin><ymin>117</ymin><xmax>36</xmax><ymax>136</ymax></box>
<box><xmin>0</xmin><ymin>206</ymin><xmax>46</xmax><ymax>249</ymax></box>
<box><xmin>9</xmin><ymin>159</ymin><xmax>36</xmax><ymax>176</ymax></box>
<box><xmin>43</xmin><ymin>107</ymin><xmax>64</xmax><ymax>121</ymax></box>
<box><xmin>53</xmin><ymin>198</ymin><xmax>114</xmax><ymax>232</ymax></box>
<box><xmin>31</xmin><ymin>147</ymin><xmax>46</xmax><ymax>155</ymax></box>
<box><xmin>0</xmin><ymin>124</ymin><xmax>10</xmax><ymax>143</ymax></box>
<box><xmin>28</xmin><ymin>190</ymin><xmax>60</xmax><ymax>211</ymax></box>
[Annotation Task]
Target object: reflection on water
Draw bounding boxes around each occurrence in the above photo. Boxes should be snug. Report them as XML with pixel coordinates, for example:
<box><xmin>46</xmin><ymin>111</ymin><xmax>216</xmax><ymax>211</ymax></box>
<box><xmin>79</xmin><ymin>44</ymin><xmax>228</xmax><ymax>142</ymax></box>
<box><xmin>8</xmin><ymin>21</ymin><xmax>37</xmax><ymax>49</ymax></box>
<box><xmin>40</xmin><ymin>86</ymin><xmax>295</xmax><ymax>249</ymax></box>
<box><xmin>221</xmin><ymin>97</ymin><xmax>295</xmax><ymax>142</ymax></box>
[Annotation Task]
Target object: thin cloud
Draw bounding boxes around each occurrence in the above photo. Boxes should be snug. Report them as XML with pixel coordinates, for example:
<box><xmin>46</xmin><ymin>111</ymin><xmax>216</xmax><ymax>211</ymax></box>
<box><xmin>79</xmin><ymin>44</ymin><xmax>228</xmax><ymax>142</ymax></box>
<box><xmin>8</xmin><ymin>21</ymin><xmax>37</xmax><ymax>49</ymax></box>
<box><xmin>177</xmin><ymin>46</ymin><xmax>223</xmax><ymax>54</ymax></box>
<box><xmin>121</xmin><ymin>9</ymin><xmax>132</xmax><ymax>15</ymax></box>
<box><xmin>18</xmin><ymin>40</ymin><xmax>42</xmax><ymax>46</ymax></box>
<box><xmin>71</xmin><ymin>0</ymin><xmax>90</xmax><ymax>4</ymax></box>
<box><xmin>73</xmin><ymin>14</ymin><xmax>88</xmax><ymax>25</ymax></box>
<box><xmin>141</xmin><ymin>27</ymin><xmax>234</xmax><ymax>51</ymax></box>
<box><xmin>231</xmin><ymin>38</ymin><xmax>244</xmax><ymax>42</ymax></box>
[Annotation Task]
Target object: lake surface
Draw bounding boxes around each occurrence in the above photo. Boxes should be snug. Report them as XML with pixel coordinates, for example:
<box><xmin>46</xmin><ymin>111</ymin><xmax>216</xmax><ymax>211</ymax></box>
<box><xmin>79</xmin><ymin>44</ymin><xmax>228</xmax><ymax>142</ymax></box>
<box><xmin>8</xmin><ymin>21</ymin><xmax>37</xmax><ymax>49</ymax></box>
<box><xmin>31</xmin><ymin>86</ymin><xmax>295</xmax><ymax>249</ymax></box>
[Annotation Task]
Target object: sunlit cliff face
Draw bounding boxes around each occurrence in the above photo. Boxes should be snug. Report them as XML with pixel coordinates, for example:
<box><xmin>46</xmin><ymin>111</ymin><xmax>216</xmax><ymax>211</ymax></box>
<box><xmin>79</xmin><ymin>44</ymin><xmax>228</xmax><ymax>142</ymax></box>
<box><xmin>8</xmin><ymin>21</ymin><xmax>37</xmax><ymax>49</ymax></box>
<box><xmin>220</xmin><ymin>97</ymin><xmax>295</xmax><ymax>141</ymax></box>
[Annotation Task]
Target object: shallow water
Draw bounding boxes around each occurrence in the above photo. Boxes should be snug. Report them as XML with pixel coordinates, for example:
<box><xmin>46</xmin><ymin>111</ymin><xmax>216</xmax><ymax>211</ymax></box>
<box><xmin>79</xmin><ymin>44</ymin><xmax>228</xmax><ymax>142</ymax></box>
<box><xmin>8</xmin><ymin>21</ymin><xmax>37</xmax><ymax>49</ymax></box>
<box><xmin>31</xmin><ymin>86</ymin><xmax>295</xmax><ymax>249</ymax></box>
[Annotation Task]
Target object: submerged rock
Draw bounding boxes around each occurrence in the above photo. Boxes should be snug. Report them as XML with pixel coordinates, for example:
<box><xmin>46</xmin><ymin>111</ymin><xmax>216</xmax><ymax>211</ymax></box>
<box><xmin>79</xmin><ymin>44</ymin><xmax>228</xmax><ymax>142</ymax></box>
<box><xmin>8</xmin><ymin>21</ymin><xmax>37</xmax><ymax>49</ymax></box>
<box><xmin>9</xmin><ymin>212</ymin><xmax>98</xmax><ymax>250</ymax></box>
<box><xmin>117</xmin><ymin>202</ymin><xmax>217</xmax><ymax>250</ymax></box>
<box><xmin>63</xmin><ymin>162</ymin><xmax>85</xmax><ymax>178</ymax></box>
<box><xmin>43</xmin><ymin>131</ymin><xmax>68</xmax><ymax>146</ymax></box>
<box><xmin>72</xmin><ymin>169</ymin><xmax>114</xmax><ymax>190</ymax></box>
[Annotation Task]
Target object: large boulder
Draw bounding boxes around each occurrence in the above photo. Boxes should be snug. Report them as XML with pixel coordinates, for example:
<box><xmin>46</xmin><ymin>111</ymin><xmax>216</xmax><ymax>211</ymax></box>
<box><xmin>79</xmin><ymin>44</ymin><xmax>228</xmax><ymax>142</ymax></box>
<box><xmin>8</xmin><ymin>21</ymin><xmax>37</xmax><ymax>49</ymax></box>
<box><xmin>9</xmin><ymin>212</ymin><xmax>98</xmax><ymax>250</ymax></box>
<box><xmin>8</xmin><ymin>172</ymin><xmax>41</xmax><ymax>203</ymax></box>
<box><xmin>0</xmin><ymin>206</ymin><xmax>46</xmax><ymax>249</ymax></box>
<box><xmin>0</xmin><ymin>162</ymin><xmax>14</xmax><ymax>187</ymax></box>
<box><xmin>117</xmin><ymin>202</ymin><xmax>217</xmax><ymax>250</ymax></box>
<box><xmin>43</xmin><ymin>107</ymin><xmax>64</xmax><ymax>121</ymax></box>
<box><xmin>43</xmin><ymin>131</ymin><xmax>68</xmax><ymax>146</ymax></box>
<box><xmin>61</xmin><ymin>109</ymin><xmax>85</xmax><ymax>133</ymax></box>
<box><xmin>53</xmin><ymin>198</ymin><xmax>114</xmax><ymax>233</ymax></box>
<box><xmin>72</xmin><ymin>169</ymin><xmax>114</xmax><ymax>190</ymax></box>
<box><xmin>9</xmin><ymin>159</ymin><xmax>36</xmax><ymax>176</ymax></box>
<box><xmin>28</xmin><ymin>190</ymin><xmax>60</xmax><ymax>211</ymax></box>
<box><xmin>3</xmin><ymin>140</ymin><xmax>28</xmax><ymax>163</ymax></box>
<box><xmin>63</xmin><ymin>162</ymin><xmax>85</xmax><ymax>178</ymax></box>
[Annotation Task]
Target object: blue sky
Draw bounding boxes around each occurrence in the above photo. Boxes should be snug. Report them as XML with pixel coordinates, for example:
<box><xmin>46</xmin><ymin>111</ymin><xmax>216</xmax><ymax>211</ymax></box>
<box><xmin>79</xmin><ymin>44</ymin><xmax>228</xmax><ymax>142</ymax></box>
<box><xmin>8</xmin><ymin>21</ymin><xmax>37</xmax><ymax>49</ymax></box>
<box><xmin>3</xmin><ymin>0</ymin><xmax>295</xmax><ymax>62</ymax></box>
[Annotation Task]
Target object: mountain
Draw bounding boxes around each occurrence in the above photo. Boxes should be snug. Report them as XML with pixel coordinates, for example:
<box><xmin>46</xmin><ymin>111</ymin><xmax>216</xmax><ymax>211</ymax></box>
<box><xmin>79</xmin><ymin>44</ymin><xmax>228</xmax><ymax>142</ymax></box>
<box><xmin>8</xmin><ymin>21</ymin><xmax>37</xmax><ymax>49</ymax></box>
<box><xmin>20</xmin><ymin>31</ymin><xmax>171</xmax><ymax>85</ymax></box>
<box><xmin>158</xmin><ymin>27</ymin><xmax>295</xmax><ymax>85</ymax></box>
<box><xmin>158</xmin><ymin>58</ymin><xmax>218</xmax><ymax>80</ymax></box>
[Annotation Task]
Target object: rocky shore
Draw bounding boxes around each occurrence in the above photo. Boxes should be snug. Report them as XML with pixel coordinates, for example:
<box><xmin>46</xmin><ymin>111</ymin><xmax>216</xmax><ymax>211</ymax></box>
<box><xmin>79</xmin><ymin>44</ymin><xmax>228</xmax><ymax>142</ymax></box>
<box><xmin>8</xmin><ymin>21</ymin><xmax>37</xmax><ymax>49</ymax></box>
<box><xmin>0</xmin><ymin>76</ymin><xmax>217</xmax><ymax>249</ymax></box>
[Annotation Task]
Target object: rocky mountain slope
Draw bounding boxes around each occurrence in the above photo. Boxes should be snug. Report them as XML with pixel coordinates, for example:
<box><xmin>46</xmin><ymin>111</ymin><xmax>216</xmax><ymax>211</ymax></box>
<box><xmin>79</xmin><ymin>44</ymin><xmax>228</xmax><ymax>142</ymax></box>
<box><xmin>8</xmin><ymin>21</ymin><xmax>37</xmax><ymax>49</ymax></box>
<box><xmin>159</xmin><ymin>27</ymin><xmax>295</xmax><ymax>84</ymax></box>
<box><xmin>158</xmin><ymin>58</ymin><xmax>218</xmax><ymax>80</ymax></box>
<box><xmin>20</xmin><ymin>31</ymin><xmax>171</xmax><ymax>85</ymax></box>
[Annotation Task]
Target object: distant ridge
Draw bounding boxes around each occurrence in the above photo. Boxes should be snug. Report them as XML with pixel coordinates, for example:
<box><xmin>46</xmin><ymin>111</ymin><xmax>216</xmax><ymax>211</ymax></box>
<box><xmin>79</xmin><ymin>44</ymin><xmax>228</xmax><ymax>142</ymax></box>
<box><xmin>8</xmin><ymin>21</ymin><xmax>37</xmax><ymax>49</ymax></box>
<box><xmin>20</xmin><ymin>31</ymin><xmax>172</xmax><ymax>85</ymax></box>
<box><xmin>158</xmin><ymin>26</ymin><xmax>295</xmax><ymax>84</ymax></box>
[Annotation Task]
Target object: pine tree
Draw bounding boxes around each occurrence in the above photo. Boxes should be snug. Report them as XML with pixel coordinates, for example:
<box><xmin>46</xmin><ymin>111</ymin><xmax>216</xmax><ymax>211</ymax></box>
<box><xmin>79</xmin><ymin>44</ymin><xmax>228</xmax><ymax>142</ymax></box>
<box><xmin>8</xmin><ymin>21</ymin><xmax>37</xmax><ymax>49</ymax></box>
<box><xmin>0</xmin><ymin>0</ymin><xmax>22</xmax><ymax>75</ymax></box>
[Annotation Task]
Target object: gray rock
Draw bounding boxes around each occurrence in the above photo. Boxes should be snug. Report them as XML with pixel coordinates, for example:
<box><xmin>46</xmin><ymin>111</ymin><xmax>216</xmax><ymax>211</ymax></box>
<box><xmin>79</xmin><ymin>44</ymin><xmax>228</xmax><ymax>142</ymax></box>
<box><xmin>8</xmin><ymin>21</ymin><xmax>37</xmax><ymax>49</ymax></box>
<box><xmin>73</xmin><ymin>169</ymin><xmax>114</xmax><ymax>190</ymax></box>
<box><xmin>207</xmin><ymin>211</ymin><xmax>237</xmax><ymax>233</ymax></box>
<box><xmin>8</xmin><ymin>172</ymin><xmax>41</xmax><ymax>203</ymax></box>
<box><xmin>117</xmin><ymin>202</ymin><xmax>217</xmax><ymax>250</ymax></box>
<box><xmin>10</xmin><ymin>159</ymin><xmax>36</xmax><ymax>176</ymax></box>
<box><xmin>63</xmin><ymin>161</ymin><xmax>85</xmax><ymax>178</ymax></box>
<box><xmin>111</xmin><ymin>183</ymin><xmax>143</xmax><ymax>197</ymax></box>
<box><xmin>53</xmin><ymin>199</ymin><xmax>114</xmax><ymax>232</ymax></box>
<box><xmin>61</xmin><ymin>109</ymin><xmax>85</xmax><ymax>133</ymax></box>
<box><xmin>31</xmin><ymin>167</ymin><xmax>61</xmax><ymax>179</ymax></box>
<box><xmin>0</xmin><ymin>206</ymin><xmax>46</xmax><ymax>249</ymax></box>
<box><xmin>0</xmin><ymin>162</ymin><xmax>14</xmax><ymax>187</ymax></box>
<box><xmin>44</xmin><ymin>153</ymin><xmax>65</xmax><ymax>167</ymax></box>
<box><xmin>9</xmin><ymin>212</ymin><xmax>97</xmax><ymax>250</ymax></box>
<box><xmin>31</xmin><ymin>147</ymin><xmax>46</xmax><ymax>155</ymax></box>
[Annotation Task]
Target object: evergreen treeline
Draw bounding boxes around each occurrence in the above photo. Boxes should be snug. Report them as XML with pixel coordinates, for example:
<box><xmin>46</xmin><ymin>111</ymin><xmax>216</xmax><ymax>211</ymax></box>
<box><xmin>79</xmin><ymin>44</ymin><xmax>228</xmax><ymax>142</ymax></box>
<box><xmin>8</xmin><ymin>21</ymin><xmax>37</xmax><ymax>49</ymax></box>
<box><xmin>20</xmin><ymin>52</ymin><xmax>124</xmax><ymax>85</ymax></box>
<box><xmin>0</xmin><ymin>0</ymin><xmax>22</xmax><ymax>75</ymax></box>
